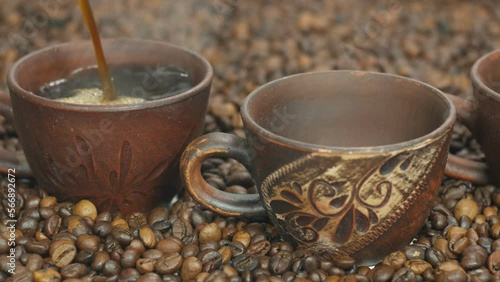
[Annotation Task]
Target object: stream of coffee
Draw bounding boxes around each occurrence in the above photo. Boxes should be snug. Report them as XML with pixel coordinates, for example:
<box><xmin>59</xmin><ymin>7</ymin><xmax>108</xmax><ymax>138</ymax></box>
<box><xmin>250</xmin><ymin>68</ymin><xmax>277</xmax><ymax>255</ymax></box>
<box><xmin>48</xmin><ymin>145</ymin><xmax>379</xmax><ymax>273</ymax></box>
<box><xmin>78</xmin><ymin>0</ymin><xmax>116</xmax><ymax>102</ymax></box>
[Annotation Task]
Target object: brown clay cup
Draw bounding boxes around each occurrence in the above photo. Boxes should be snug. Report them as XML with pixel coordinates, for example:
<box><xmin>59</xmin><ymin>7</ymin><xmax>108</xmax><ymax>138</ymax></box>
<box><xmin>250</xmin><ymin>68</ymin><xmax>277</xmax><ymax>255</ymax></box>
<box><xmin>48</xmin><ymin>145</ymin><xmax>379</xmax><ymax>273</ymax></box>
<box><xmin>182</xmin><ymin>71</ymin><xmax>457</xmax><ymax>265</ymax></box>
<box><xmin>4</xmin><ymin>39</ymin><xmax>213</xmax><ymax>214</ymax></box>
<box><xmin>445</xmin><ymin>49</ymin><xmax>500</xmax><ymax>185</ymax></box>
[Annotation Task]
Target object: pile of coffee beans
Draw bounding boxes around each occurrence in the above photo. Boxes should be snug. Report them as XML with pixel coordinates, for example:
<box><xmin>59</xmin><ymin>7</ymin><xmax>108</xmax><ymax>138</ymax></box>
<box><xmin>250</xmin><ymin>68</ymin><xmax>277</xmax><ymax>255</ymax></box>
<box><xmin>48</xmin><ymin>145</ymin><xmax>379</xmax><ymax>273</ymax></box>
<box><xmin>0</xmin><ymin>165</ymin><xmax>499</xmax><ymax>281</ymax></box>
<box><xmin>0</xmin><ymin>0</ymin><xmax>499</xmax><ymax>281</ymax></box>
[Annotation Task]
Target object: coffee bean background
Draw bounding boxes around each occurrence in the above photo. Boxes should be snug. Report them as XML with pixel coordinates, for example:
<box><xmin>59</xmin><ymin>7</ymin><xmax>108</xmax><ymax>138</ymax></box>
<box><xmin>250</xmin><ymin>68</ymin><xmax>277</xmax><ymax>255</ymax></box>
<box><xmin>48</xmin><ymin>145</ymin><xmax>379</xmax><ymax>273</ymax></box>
<box><xmin>0</xmin><ymin>1</ymin><xmax>500</xmax><ymax>281</ymax></box>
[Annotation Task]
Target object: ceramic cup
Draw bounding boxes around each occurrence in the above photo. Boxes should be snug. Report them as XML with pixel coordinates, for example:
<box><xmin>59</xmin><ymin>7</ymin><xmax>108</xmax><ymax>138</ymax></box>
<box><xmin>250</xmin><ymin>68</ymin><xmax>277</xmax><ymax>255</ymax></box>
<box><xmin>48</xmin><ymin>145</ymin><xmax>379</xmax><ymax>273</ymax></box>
<box><xmin>445</xmin><ymin>49</ymin><xmax>500</xmax><ymax>185</ymax></box>
<box><xmin>3</xmin><ymin>39</ymin><xmax>213</xmax><ymax>214</ymax></box>
<box><xmin>181</xmin><ymin>71</ymin><xmax>463</xmax><ymax>264</ymax></box>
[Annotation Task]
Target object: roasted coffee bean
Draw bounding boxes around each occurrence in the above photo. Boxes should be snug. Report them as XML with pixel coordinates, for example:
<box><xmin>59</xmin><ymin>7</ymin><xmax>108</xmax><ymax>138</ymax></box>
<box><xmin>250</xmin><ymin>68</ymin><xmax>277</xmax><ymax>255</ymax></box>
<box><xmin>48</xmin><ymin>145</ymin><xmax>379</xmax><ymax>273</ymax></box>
<box><xmin>435</xmin><ymin>238</ymin><xmax>457</xmax><ymax>259</ymax></box>
<box><xmin>33</xmin><ymin>268</ymin><xmax>61</xmax><ymax>282</ymax></box>
<box><xmin>25</xmin><ymin>254</ymin><xmax>43</xmax><ymax>272</ymax></box>
<box><xmin>154</xmin><ymin>236</ymin><xmax>180</xmax><ymax>253</ymax></box>
<box><xmin>50</xmin><ymin>240</ymin><xmax>77</xmax><ymax>268</ymax></box>
<box><xmin>127</xmin><ymin>239</ymin><xmax>146</xmax><ymax>254</ymax></box>
<box><xmin>139</xmin><ymin>227</ymin><xmax>157</xmax><ymax>248</ymax></box>
<box><xmin>190</xmin><ymin>209</ymin><xmax>208</xmax><ymax>227</ymax></box>
<box><xmin>199</xmin><ymin>222</ymin><xmax>222</xmax><ymax>243</ymax></box>
<box><xmin>332</xmin><ymin>255</ymin><xmax>355</xmax><ymax>270</ymax></box>
<box><xmin>371</xmin><ymin>264</ymin><xmax>394</xmax><ymax>282</ymax></box>
<box><xmin>259</xmin><ymin>256</ymin><xmax>271</xmax><ymax>269</ymax></box>
<box><xmin>172</xmin><ymin>218</ymin><xmax>194</xmax><ymax>242</ymax></box>
<box><xmin>468</xmin><ymin>267</ymin><xmax>492</xmax><ymax>281</ymax></box>
<box><xmin>229</xmin><ymin>241</ymin><xmax>245</xmax><ymax>257</ymax></box>
<box><xmin>270</xmin><ymin>251</ymin><xmax>292</xmax><ymax>275</ymax></box>
<box><xmin>309</xmin><ymin>269</ymin><xmax>327</xmax><ymax>282</ymax></box>
<box><xmin>206</xmin><ymin>175</ymin><xmax>226</xmax><ymax>190</ymax></box>
<box><xmin>181</xmin><ymin>256</ymin><xmax>203</xmax><ymax>281</ymax></box>
<box><xmin>60</xmin><ymin>263</ymin><xmax>89</xmax><ymax>279</ymax></box>
<box><xmin>292</xmin><ymin>258</ymin><xmax>304</xmax><ymax>273</ymax></box>
<box><xmin>121</xmin><ymin>249</ymin><xmax>140</xmax><ymax>268</ymax></box>
<box><xmin>425</xmin><ymin>247</ymin><xmax>446</xmax><ymax>268</ymax></box>
<box><xmin>143</xmin><ymin>249</ymin><xmax>163</xmax><ymax>260</ymax></box>
<box><xmin>477</xmin><ymin>237</ymin><xmax>493</xmax><ymax>253</ymax></box>
<box><xmin>435</xmin><ymin>269</ymin><xmax>467</xmax><ymax>282</ymax></box>
<box><xmin>198</xmin><ymin>248</ymin><xmax>222</xmax><ymax>271</ymax></box>
<box><xmin>200</xmin><ymin>241</ymin><xmax>220</xmax><ymax>252</ymax></box>
<box><xmin>110</xmin><ymin>247</ymin><xmax>125</xmax><ymax>262</ymax></box>
<box><xmin>227</xmin><ymin>171</ymin><xmax>254</xmax><ymax>187</ymax></box>
<box><xmin>0</xmin><ymin>235</ymin><xmax>9</xmax><ymax>254</ymax></box>
<box><xmin>102</xmin><ymin>260</ymin><xmax>121</xmax><ymax>277</ymax></box>
<box><xmin>136</xmin><ymin>257</ymin><xmax>156</xmax><ymax>274</ymax></box>
<box><xmin>119</xmin><ymin>268</ymin><xmax>141</xmax><ymax>281</ymax></box>
<box><xmin>182</xmin><ymin>243</ymin><xmax>200</xmax><ymax>258</ymax></box>
<box><xmin>492</xmin><ymin>239</ymin><xmax>500</xmax><ymax>252</ymax></box>
<box><xmin>449</xmin><ymin>234</ymin><xmax>472</xmax><ymax>254</ymax></box>
<box><xmin>162</xmin><ymin>274</ymin><xmax>182</xmax><ymax>282</ymax></box>
<box><xmin>392</xmin><ymin>267</ymin><xmax>416</xmax><ymax>282</ymax></box>
<box><xmin>225</xmin><ymin>185</ymin><xmax>248</xmax><ymax>194</ymax></box>
<box><xmin>75</xmin><ymin>249</ymin><xmax>94</xmax><ymax>264</ymax></box>
<box><xmin>219</xmin><ymin>246</ymin><xmax>232</xmax><ymax>264</ymax></box>
<box><xmin>253</xmin><ymin>267</ymin><xmax>271</xmax><ymax>277</ymax></box>
<box><xmin>91</xmin><ymin>251</ymin><xmax>110</xmax><ymax>272</ymax></box>
<box><xmin>73</xmin><ymin>200</ymin><xmax>97</xmax><ymax>221</ymax></box>
<box><xmin>233</xmin><ymin>254</ymin><xmax>259</xmax><ymax>273</ymax></box>
<box><xmin>282</xmin><ymin>271</ymin><xmax>295</xmax><ymax>282</ymax></box>
<box><xmin>39</xmin><ymin>207</ymin><xmax>55</xmax><ymax>219</ymax></box>
<box><xmin>77</xmin><ymin>234</ymin><xmax>100</xmax><ymax>253</ymax></box>
<box><xmin>303</xmin><ymin>256</ymin><xmax>319</xmax><ymax>273</ymax></box>
<box><xmin>461</xmin><ymin>245</ymin><xmax>488</xmax><ymax>270</ymax></box>
<box><xmin>137</xmin><ymin>272</ymin><xmax>163</xmax><ymax>282</ymax></box>
<box><xmin>43</xmin><ymin>214</ymin><xmax>62</xmax><ymax>237</ymax></box>
<box><xmin>127</xmin><ymin>212</ymin><xmax>148</xmax><ymax>230</ymax></box>
<box><xmin>93</xmin><ymin>221</ymin><xmax>112</xmax><ymax>238</ymax></box>
<box><xmin>475</xmin><ymin>223</ymin><xmax>490</xmax><ymax>238</ymax></box>
<box><xmin>25</xmin><ymin>238</ymin><xmax>50</xmax><ymax>255</ymax></box>
<box><xmin>95</xmin><ymin>211</ymin><xmax>111</xmax><ymax>223</ymax></box>
<box><xmin>111</xmin><ymin>226</ymin><xmax>134</xmax><ymax>246</ymax></box>
<box><xmin>222</xmin><ymin>264</ymin><xmax>239</xmax><ymax>278</ymax></box>
<box><xmin>488</xmin><ymin>250</ymin><xmax>500</xmax><ymax>273</ymax></box>
<box><xmin>156</xmin><ymin>252</ymin><xmax>184</xmax><ymax>274</ymax></box>
<box><xmin>66</xmin><ymin>215</ymin><xmax>92</xmax><ymax>236</ymax></box>
<box><xmin>233</xmin><ymin>230</ymin><xmax>251</xmax><ymax>247</ymax></box>
<box><xmin>223</xmin><ymin>226</ymin><xmax>237</xmax><ymax>240</ymax></box>
<box><xmin>404</xmin><ymin>245</ymin><xmax>425</xmax><ymax>260</ymax></box>
<box><xmin>404</xmin><ymin>259</ymin><xmax>432</xmax><ymax>275</ymax></box>
<box><xmin>247</xmin><ymin>239</ymin><xmax>271</xmax><ymax>256</ymax></box>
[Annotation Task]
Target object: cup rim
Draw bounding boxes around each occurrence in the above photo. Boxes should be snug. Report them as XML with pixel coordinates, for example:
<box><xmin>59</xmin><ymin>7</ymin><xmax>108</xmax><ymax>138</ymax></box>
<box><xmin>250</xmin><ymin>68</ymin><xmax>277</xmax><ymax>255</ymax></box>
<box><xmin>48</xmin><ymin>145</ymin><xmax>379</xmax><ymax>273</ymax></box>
<box><xmin>471</xmin><ymin>49</ymin><xmax>500</xmax><ymax>103</ymax></box>
<box><xmin>6</xmin><ymin>38</ymin><xmax>214</xmax><ymax>112</ymax></box>
<box><xmin>241</xmin><ymin>70</ymin><xmax>456</xmax><ymax>153</ymax></box>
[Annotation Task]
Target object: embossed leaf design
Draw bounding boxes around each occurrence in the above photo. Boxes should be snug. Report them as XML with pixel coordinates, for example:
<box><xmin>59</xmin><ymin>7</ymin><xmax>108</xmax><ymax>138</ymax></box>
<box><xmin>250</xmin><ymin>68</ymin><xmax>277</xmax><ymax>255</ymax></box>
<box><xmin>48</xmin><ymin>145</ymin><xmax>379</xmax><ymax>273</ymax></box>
<box><xmin>309</xmin><ymin>180</ymin><xmax>350</xmax><ymax>216</ymax></box>
<box><xmin>357</xmin><ymin>153</ymin><xmax>414</xmax><ymax>208</ymax></box>
<box><xmin>355</xmin><ymin>209</ymin><xmax>370</xmax><ymax>233</ymax></box>
<box><xmin>270</xmin><ymin>200</ymin><xmax>301</xmax><ymax>214</ymax></box>
<box><xmin>335</xmin><ymin>206</ymin><xmax>354</xmax><ymax>244</ymax></box>
<box><xmin>41</xmin><ymin>135</ymin><xmax>172</xmax><ymax>212</ymax></box>
<box><xmin>119</xmin><ymin>141</ymin><xmax>133</xmax><ymax>185</ymax></box>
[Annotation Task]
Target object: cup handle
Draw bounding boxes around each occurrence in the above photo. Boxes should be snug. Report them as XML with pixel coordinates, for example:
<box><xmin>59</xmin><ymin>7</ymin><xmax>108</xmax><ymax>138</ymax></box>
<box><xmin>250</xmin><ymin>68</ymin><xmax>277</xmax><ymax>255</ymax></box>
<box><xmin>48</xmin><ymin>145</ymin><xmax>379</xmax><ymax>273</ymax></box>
<box><xmin>0</xmin><ymin>91</ymin><xmax>33</xmax><ymax>177</ymax></box>
<box><xmin>444</xmin><ymin>94</ymin><xmax>488</xmax><ymax>185</ymax></box>
<box><xmin>181</xmin><ymin>132</ymin><xmax>266</xmax><ymax>217</ymax></box>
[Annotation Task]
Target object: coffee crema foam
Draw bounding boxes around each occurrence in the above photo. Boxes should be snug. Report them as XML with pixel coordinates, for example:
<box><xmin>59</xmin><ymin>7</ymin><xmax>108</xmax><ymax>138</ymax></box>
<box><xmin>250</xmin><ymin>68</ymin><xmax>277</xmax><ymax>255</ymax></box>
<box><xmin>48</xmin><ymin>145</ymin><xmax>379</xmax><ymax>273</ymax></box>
<box><xmin>55</xmin><ymin>88</ymin><xmax>145</xmax><ymax>105</ymax></box>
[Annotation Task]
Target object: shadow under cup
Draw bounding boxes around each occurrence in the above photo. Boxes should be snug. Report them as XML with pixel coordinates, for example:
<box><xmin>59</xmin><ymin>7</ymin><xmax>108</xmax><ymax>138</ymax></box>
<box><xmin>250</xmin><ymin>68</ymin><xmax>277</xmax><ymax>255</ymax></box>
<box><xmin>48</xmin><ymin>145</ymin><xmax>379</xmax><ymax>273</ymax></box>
<box><xmin>7</xmin><ymin>39</ymin><xmax>213</xmax><ymax>214</ymax></box>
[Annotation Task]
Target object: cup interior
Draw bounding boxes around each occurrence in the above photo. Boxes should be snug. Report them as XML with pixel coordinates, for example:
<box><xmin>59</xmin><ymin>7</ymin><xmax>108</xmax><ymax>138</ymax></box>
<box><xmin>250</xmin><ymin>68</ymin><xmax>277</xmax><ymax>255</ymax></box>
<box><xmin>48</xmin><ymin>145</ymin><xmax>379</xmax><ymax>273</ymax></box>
<box><xmin>243</xmin><ymin>71</ymin><xmax>452</xmax><ymax>148</ymax></box>
<box><xmin>9</xmin><ymin>39</ymin><xmax>211</xmax><ymax>106</ymax></box>
<box><xmin>473</xmin><ymin>50</ymin><xmax>500</xmax><ymax>95</ymax></box>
